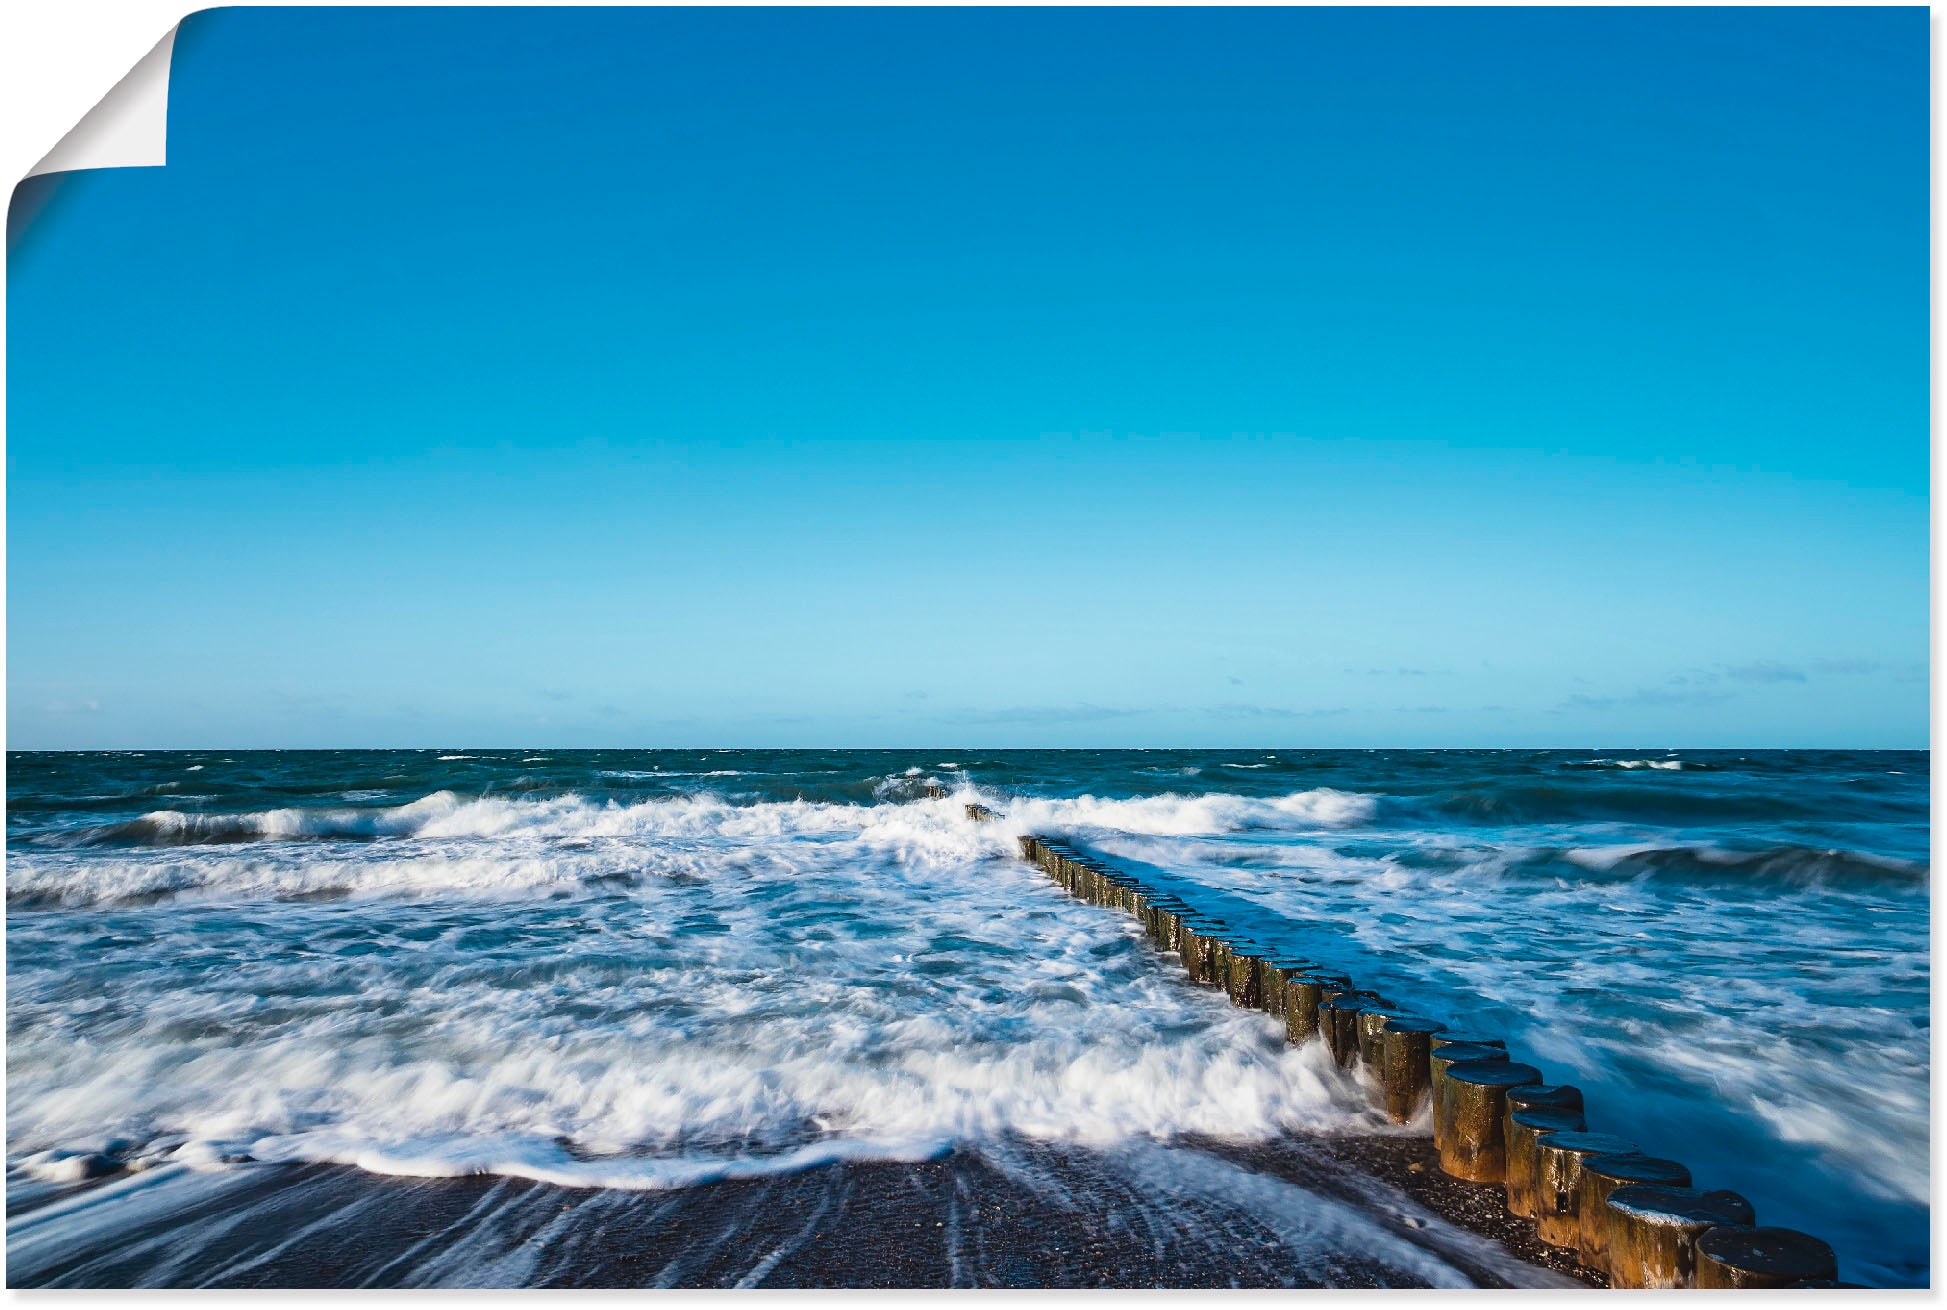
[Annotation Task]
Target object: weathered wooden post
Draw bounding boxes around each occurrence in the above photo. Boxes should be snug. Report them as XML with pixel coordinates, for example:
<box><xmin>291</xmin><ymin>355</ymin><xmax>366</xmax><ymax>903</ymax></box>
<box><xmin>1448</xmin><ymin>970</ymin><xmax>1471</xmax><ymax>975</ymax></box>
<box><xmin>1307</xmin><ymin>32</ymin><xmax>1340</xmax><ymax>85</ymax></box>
<box><xmin>1175</xmin><ymin>914</ymin><xmax>1207</xmax><ymax>977</ymax></box>
<box><xmin>1212</xmin><ymin>935</ymin><xmax>1243</xmax><ymax>990</ymax></box>
<box><xmin>1505</xmin><ymin>1105</ymin><xmax>1588</xmax><ymax>1219</ymax></box>
<box><xmin>1319</xmin><ymin>994</ymin><xmax>1373</xmax><ymax>1067</ymax></box>
<box><xmin>1283</xmin><ymin>976</ymin><xmax>1329</xmax><ymax>1045</ymax></box>
<box><xmin>1575</xmin><ymin>1155</ymin><xmax>1691</xmax><ymax>1274</ymax></box>
<box><xmin>1603</xmin><ymin>1185</ymin><xmax>1757</xmax><ymax>1288</ymax></box>
<box><xmin>1357</xmin><ymin>1005</ymin><xmax>1414</xmax><ymax>1070</ymax></box>
<box><xmin>1257</xmin><ymin>959</ymin><xmax>1316</xmax><ymax>1015</ymax></box>
<box><xmin>1430</xmin><ymin>1031</ymin><xmax>1507</xmax><ymax>1053</ymax></box>
<box><xmin>1379</xmin><ymin>1016</ymin><xmax>1447</xmax><ymax>1123</ymax></box>
<box><xmin>1532</xmin><ymin>1132</ymin><xmax>1641</xmax><ymax>1248</ymax></box>
<box><xmin>1081</xmin><ymin>860</ymin><xmax>1108</xmax><ymax>905</ymax></box>
<box><xmin>1504</xmin><ymin>1082</ymin><xmax>1583</xmax><ymax>1120</ymax></box>
<box><xmin>1182</xmin><ymin>919</ymin><xmax>1228</xmax><ymax>984</ymax></box>
<box><xmin>1146</xmin><ymin>899</ymin><xmax>1186</xmax><ymax>947</ymax></box>
<box><xmin>1225</xmin><ymin>941</ymin><xmax>1266</xmax><ymax>1008</ymax></box>
<box><xmin>1428</xmin><ymin>1042</ymin><xmax>1509</xmax><ymax>1153</ymax></box>
<box><xmin>1694</xmin><ymin>1227</ymin><xmax>1839</xmax><ymax>1289</ymax></box>
<box><xmin>1438</xmin><ymin>1061</ymin><xmax>1543</xmax><ymax>1182</ymax></box>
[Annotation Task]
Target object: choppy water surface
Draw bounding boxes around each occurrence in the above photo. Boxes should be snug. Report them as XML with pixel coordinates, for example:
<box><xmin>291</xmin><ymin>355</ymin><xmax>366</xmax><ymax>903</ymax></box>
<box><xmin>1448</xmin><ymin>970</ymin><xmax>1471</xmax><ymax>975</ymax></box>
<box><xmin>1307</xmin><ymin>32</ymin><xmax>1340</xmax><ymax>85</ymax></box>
<box><xmin>6</xmin><ymin>749</ymin><xmax>1928</xmax><ymax>1286</ymax></box>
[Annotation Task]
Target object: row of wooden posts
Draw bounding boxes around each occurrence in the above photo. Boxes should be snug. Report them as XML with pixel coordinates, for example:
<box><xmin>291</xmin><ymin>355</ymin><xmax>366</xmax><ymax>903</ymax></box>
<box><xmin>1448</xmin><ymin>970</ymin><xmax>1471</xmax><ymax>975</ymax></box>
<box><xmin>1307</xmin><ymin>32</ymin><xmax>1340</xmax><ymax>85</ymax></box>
<box><xmin>981</xmin><ymin>812</ymin><xmax>1846</xmax><ymax>1290</ymax></box>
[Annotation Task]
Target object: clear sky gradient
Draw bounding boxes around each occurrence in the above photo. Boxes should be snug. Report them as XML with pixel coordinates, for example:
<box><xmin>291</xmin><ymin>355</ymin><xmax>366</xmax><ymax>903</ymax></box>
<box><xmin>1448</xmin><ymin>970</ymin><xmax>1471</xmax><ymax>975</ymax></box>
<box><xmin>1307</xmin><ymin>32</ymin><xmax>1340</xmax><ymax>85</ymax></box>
<box><xmin>8</xmin><ymin>7</ymin><xmax>1926</xmax><ymax>749</ymax></box>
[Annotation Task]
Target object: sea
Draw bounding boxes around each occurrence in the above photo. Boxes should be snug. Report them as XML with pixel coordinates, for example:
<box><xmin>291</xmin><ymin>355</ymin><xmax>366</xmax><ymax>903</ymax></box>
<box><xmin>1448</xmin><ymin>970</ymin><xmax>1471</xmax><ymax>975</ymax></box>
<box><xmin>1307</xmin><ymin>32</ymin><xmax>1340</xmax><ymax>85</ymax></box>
<box><xmin>4</xmin><ymin>748</ymin><xmax>1928</xmax><ymax>1287</ymax></box>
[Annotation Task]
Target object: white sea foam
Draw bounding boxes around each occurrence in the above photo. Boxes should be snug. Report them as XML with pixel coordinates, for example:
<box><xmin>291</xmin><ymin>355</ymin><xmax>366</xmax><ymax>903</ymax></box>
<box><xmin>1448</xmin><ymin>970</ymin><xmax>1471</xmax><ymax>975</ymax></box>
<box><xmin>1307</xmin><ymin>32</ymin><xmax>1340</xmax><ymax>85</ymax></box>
<box><xmin>6</xmin><ymin>793</ymin><xmax>1383</xmax><ymax>1194</ymax></box>
<box><xmin>992</xmin><ymin>788</ymin><xmax>1378</xmax><ymax>838</ymax></box>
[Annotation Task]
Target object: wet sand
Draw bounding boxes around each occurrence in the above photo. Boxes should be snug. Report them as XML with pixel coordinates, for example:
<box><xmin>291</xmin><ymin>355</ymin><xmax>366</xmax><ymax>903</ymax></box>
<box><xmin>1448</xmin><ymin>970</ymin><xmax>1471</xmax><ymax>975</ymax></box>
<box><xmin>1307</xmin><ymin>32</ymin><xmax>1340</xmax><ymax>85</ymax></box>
<box><xmin>8</xmin><ymin>1132</ymin><xmax>1591</xmax><ymax>1289</ymax></box>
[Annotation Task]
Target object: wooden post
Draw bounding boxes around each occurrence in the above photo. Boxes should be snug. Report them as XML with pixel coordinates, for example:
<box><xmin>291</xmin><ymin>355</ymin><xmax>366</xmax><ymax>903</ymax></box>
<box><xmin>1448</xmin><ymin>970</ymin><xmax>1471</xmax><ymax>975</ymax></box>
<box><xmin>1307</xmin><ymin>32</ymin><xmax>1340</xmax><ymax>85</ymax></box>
<box><xmin>1532</xmin><ymin>1132</ymin><xmax>1641</xmax><ymax>1248</ymax></box>
<box><xmin>1319</xmin><ymin>994</ymin><xmax>1373</xmax><ymax>1067</ymax></box>
<box><xmin>1156</xmin><ymin>906</ymin><xmax>1188</xmax><ymax>952</ymax></box>
<box><xmin>1575</xmin><ymin>1155</ymin><xmax>1691</xmax><ymax>1275</ymax></box>
<box><xmin>1181</xmin><ymin>919</ymin><xmax>1228</xmax><ymax>983</ymax></box>
<box><xmin>1142</xmin><ymin>896</ymin><xmax>1174</xmax><ymax>938</ymax></box>
<box><xmin>1225</xmin><ymin>941</ymin><xmax>1266</xmax><ymax>1008</ymax></box>
<box><xmin>1428</xmin><ymin>1042</ymin><xmax>1509</xmax><ymax>1153</ymax></box>
<box><xmin>1283</xmin><ymin>976</ymin><xmax>1328</xmax><ymax>1045</ymax></box>
<box><xmin>1079</xmin><ymin>860</ymin><xmax>1106</xmax><ymax>904</ymax></box>
<box><xmin>1603</xmin><ymin>1185</ymin><xmax>1756</xmax><ymax>1289</ymax></box>
<box><xmin>1257</xmin><ymin>959</ymin><xmax>1317</xmax><ymax>1015</ymax></box>
<box><xmin>1184</xmin><ymin>924</ymin><xmax>1214</xmax><ymax>981</ymax></box>
<box><xmin>1438</xmin><ymin>1061</ymin><xmax>1544</xmax><ymax>1182</ymax></box>
<box><xmin>1357</xmin><ymin>1005</ymin><xmax>1414</xmax><ymax>1070</ymax></box>
<box><xmin>1505</xmin><ymin>1082</ymin><xmax>1583</xmax><ymax>1119</ymax></box>
<box><xmin>1205</xmin><ymin>933</ymin><xmax>1234</xmax><ymax>988</ymax></box>
<box><xmin>1694</xmin><ymin>1228</ymin><xmax>1839</xmax><ymax>1289</ymax></box>
<box><xmin>1505</xmin><ymin>1105</ymin><xmax>1587</xmax><ymax>1219</ymax></box>
<box><xmin>1379</xmin><ymin>1017</ymin><xmax>1447</xmax><ymax>1123</ymax></box>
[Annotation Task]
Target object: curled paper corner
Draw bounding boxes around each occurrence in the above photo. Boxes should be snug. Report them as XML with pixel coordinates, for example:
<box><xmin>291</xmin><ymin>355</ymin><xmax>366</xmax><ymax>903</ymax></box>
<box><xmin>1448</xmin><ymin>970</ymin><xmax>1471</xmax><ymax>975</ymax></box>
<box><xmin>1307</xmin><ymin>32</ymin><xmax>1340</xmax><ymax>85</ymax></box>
<box><xmin>28</xmin><ymin>24</ymin><xmax>180</xmax><ymax>179</ymax></box>
<box><xmin>10</xmin><ymin>22</ymin><xmax>178</xmax><ymax>257</ymax></box>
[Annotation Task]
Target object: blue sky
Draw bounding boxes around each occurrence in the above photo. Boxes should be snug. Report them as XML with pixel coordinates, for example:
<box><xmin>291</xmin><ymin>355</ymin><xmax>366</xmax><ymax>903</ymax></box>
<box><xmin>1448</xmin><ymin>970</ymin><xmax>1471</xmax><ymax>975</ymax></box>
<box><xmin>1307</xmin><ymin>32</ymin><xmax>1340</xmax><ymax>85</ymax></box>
<box><xmin>7</xmin><ymin>7</ymin><xmax>1926</xmax><ymax>749</ymax></box>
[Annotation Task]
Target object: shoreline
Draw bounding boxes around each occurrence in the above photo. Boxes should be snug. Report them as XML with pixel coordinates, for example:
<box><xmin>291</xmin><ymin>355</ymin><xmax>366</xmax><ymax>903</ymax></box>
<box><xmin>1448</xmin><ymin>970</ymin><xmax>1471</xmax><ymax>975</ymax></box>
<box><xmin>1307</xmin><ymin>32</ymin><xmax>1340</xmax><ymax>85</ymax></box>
<box><xmin>9</xmin><ymin>1132</ymin><xmax>1585</xmax><ymax>1289</ymax></box>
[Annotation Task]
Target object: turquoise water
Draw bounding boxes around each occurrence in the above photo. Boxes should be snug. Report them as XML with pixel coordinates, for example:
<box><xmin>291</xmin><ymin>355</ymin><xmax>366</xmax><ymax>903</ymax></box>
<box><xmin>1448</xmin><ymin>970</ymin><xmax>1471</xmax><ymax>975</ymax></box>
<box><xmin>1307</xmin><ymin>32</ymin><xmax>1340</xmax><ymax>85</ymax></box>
<box><xmin>5</xmin><ymin>749</ymin><xmax>1928</xmax><ymax>1285</ymax></box>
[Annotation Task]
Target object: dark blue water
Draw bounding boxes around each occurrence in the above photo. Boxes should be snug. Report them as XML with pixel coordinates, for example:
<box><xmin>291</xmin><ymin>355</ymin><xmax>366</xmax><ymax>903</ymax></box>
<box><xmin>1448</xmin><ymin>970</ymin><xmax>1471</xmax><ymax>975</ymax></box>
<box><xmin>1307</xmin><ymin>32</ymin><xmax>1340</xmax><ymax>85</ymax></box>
<box><xmin>6</xmin><ymin>749</ymin><xmax>1928</xmax><ymax>1285</ymax></box>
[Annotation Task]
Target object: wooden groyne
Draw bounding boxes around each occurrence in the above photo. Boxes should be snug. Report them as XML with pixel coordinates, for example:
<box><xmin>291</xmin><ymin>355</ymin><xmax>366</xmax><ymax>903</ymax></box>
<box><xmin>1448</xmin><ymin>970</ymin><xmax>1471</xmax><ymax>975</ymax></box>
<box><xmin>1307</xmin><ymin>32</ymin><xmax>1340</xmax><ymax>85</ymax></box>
<box><xmin>996</xmin><ymin>822</ymin><xmax>1848</xmax><ymax>1289</ymax></box>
